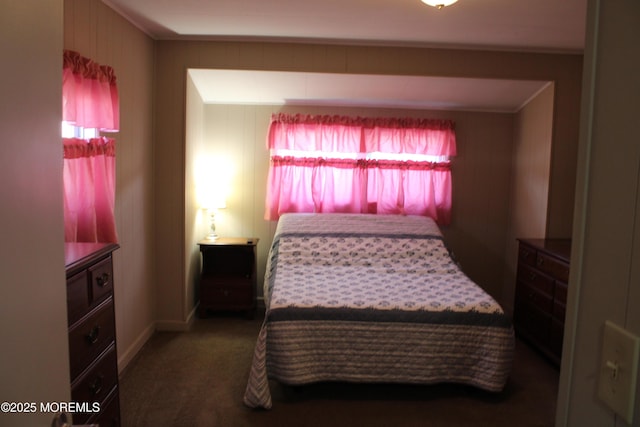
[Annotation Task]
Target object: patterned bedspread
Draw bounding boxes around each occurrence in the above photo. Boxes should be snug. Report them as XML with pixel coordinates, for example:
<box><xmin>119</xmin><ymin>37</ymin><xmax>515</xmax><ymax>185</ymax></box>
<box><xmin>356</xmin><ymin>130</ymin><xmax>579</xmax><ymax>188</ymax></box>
<box><xmin>244</xmin><ymin>213</ymin><xmax>514</xmax><ymax>409</ymax></box>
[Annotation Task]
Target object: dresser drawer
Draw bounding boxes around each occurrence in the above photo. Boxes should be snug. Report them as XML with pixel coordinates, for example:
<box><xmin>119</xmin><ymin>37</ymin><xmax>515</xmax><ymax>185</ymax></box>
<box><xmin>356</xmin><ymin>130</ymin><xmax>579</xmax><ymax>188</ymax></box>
<box><xmin>517</xmin><ymin>263</ymin><xmax>554</xmax><ymax>296</ymax></box>
<box><xmin>89</xmin><ymin>256</ymin><xmax>114</xmax><ymax>305</ymax></box>
<box><xmin>67</xmin><ymin>270</ymin><xmax>90</xmax><ymax>326</ymax></box>
<box><xmin>549</xmin><ymin>318</ymin><xmax>565</xmax><ymax>359</ymax></box>
<box><xmin>68</xmin><ymin>297</ymin><xmax>116</xmax><ymax>379</ymax></box>
<box><xmin>553</xmin><ymin>299</ymin><xmax>566</xmax><ymax>321</ymax></box>
<box><xmin>87</xmin><ymin>387</ymin><xmax>121</xmax><ymax>427</ymax></box>
<box><xmin>518</xmin><ymin>244</ymin><xmax>537</xmax><ymax>267</ymax></box>
<box><xmin>554</xmin><ymin>281</ymin><xmax>568</xmax><ymax>304</ymax></box>
<box><xmin>65</xmin><ymin>243</ymin><xmax>120</xmax><ymax>425</ymax></box>
<box><xmin>516</xmin><ymin>281</ymin><xmax>553</xmax><ymax>313</ymax></box>
<box><xmin>71</xmin><ymin>344</ymin><xmax>118</xmax><ymax>423</ymax></box>
<box><xmin>514</xmin><ymin>299</ymin><xmax>551</xmax><ymax>344</ymax></box>
<box><xmin>536</xmin><ymin>252</ymin><xmax>570</xmax><ymax>282</ymax></box>
<box><xmin>515</xmin><ymin>239</ymin><xmax>570</xmax><ymax>366</ymax></box>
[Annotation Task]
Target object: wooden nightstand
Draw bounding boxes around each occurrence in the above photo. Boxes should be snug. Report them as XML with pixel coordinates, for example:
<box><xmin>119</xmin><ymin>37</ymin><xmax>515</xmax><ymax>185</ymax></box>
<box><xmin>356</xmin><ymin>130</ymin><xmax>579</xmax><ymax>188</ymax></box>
<box><xmin>198</xmin><ymin>237</ymin><xmax>258</xmax><ymax>317</ymax></box>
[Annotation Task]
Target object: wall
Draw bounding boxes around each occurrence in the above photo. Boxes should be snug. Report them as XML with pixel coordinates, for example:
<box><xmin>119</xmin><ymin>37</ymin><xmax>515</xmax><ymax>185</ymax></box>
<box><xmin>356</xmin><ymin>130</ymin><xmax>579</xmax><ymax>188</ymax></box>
<box><xmin>502</xmin><ymin>83</ymin><xmax>555</xmax><ymax>311</ymax></box>
<box><xmin>558</xmin><ymin>0</ymin><xmax>640</xmax><ymax>425</ymax></box>
<box><xmin>0</xmin><ymin>1</ymin><xmax>70</xmax><ymax>426</ymax></box>
<box><xmin>184</xmin><ymin>74</ymin><xmax>207</xmax><ymax>326</ymax></box>
<box><xmin>197</xmin><ymin>104</ymin><xmax>515</xmax><ymax>303</ymax></box>
<box><xmin>155</xmin><ymin>40</ymin><xmax>582</xmax><ymax>327</ymax></box>
<box><xmin>64</xmin><ymin>0</ymin><xmax>156</xmax><ymax>371</ymax></box>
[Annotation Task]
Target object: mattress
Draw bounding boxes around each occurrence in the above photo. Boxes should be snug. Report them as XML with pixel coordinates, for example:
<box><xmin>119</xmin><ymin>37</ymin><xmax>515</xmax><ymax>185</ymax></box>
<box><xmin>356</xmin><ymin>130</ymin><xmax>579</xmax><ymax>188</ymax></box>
<box><xmin>244</xmin><ymin>213</ymin><xmax>514</xmax><ymax>409</ymax></box>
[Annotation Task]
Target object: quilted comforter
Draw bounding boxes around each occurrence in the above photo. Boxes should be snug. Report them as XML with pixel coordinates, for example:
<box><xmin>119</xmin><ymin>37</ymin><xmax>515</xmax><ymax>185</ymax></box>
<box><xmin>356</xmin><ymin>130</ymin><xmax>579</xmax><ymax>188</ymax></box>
<box><xmin>244</xmin><ymin>213</ymin><xmax>514</xmax><ymax>409</ymax></box>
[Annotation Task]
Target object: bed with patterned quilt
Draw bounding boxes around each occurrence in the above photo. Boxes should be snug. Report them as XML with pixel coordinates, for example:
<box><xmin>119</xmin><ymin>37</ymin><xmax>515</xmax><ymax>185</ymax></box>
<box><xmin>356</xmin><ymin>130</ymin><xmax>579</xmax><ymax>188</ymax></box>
<box><xmin>244</xmin><ymin>213</ymin><xmax>514</xmax><ymax>409</ymax></box>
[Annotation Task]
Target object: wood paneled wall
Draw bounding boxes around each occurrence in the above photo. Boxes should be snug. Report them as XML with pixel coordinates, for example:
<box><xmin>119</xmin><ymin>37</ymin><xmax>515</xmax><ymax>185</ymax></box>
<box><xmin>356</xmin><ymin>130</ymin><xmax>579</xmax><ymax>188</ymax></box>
<box><xmin>503</xmin><ymin>83</ymin><xmax>555</xmax><ymax>310</ymax></box>
<box><xmin>161</xmin><ymin>41</ymin><xmax>582</xmax><ymax>326</ymax></box>
<box><xmin>196</xmin><ymin>104</ymin><xmax>517</xmax><ymax>303</ymax></box>
<box><xmin>64</xmin><ymin>0</ymin><xmax>156</xmax><ymax>371</ymax></box>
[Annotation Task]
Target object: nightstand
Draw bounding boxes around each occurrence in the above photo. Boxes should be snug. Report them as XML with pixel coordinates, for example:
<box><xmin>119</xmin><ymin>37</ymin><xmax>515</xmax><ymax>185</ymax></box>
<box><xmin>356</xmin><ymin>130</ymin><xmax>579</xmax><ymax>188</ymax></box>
<box><xmin>198</xmin><ymin>237</ymin><xmax>258</xmax><ymax>317</ymax></box>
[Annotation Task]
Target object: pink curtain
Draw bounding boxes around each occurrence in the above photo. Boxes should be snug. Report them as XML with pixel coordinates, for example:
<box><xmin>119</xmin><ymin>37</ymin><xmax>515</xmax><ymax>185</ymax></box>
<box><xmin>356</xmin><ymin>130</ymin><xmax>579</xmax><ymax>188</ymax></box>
<box><xmin>63</xmin><ymin>138</ymin><xmax>118</xmax><ymax>243</ymax></box>
<box><xmin>63</xmin><ymin>50</ymin><xmax>119</xmax><ymax>131</ymax></box>
<box><xmin>265</xmin><ymin>114</ymin><xmax>456</xmax><ymax>225</ymax></box>
<box><xmin>62</xmin><ymin>51</ymin><xmax>119</xmax><ymax>243</ymax></box>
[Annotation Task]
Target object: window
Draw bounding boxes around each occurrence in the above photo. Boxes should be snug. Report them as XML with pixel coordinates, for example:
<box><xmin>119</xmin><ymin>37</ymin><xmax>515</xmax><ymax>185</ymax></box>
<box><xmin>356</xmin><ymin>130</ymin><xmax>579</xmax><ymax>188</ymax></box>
<box><xmin>265</xmin><ymin>114</ymin><xmax>456</xmax><ymax>225</ymax></box>
<box><xmin>62</xmin><ymin>50</ymin><xmax>119</xmax><ymax>243</ymax></box>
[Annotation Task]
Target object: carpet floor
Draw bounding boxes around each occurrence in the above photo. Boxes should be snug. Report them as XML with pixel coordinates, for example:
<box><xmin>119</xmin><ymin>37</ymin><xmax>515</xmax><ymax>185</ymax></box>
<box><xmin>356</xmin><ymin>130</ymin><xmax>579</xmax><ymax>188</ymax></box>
<box><xmin>119</xmin><ymin>313</ymin><xmax>559</xmax><ymax>427</ymax></box>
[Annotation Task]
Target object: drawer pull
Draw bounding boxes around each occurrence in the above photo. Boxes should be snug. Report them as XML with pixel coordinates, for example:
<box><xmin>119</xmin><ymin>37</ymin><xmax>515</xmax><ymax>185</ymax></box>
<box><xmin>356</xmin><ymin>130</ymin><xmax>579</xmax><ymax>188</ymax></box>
<box><xmin>88</xmin><ymin>374</ymin><xmax>104</xmax><ymax>396</ymax></box>
<box><xmin>86</xmin><ymin>326</ymin><xmax>101</xmax><ymax>345</ymax></box>
<box><xmin>537</xmin><ymin>257</ymin><xmax>544</xmax><ymax>267</ymax></box>
<box><xmin>528</xmin><ymin>272</ymin><xmax>537</xmax><ymax>281</ymax></box>
<box><xmin>96</xmin><ymin>273</ymin><xmax>110</xmax><ymax>287</ymax></box>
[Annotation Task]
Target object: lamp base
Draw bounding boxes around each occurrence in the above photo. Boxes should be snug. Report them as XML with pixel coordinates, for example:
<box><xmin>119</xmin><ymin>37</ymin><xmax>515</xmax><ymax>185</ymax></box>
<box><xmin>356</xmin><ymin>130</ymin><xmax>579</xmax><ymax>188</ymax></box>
<box><xmin>207</xmin><ymin>208</ymin><xmax>219</xmax><ymax>240</ymax></box>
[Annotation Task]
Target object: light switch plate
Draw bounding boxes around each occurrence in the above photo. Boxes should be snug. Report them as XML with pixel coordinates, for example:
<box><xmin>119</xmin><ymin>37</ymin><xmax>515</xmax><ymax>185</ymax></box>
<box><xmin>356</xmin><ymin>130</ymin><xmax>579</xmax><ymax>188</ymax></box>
<box><xmin>597</xmin><ymin>320</ymin><xmax>640</xmax><ymax>424</ymax></box>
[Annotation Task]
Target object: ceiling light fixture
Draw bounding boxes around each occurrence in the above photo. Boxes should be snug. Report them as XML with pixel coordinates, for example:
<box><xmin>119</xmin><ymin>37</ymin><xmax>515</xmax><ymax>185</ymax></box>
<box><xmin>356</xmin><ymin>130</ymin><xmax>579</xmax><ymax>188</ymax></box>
<box><xmin>421</xmin><ymin>0</ymin><xmax>459</xmax><ymax>9</ymax></box>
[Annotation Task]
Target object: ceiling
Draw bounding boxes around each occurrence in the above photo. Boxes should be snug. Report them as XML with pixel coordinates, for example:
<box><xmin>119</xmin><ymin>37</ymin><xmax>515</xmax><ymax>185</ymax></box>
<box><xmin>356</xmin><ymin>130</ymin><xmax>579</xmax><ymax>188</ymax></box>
<box><xmin>104</xmin><ymin>0</ymin><xmax>587</xmax><ymax>112</ymax></box>
<box><xmin>189</xmin><ymin>69</ymin><xmax>552</xmax><ymax>112</ymax></box>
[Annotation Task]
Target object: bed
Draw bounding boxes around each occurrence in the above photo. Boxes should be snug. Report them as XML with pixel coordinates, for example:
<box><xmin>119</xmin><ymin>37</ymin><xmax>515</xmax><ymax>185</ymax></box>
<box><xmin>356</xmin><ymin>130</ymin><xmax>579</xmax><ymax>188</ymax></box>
<box><xmin>244</xmin><ymin>213</ymin><xmax>514</xmax><ymax>409</ymax></box>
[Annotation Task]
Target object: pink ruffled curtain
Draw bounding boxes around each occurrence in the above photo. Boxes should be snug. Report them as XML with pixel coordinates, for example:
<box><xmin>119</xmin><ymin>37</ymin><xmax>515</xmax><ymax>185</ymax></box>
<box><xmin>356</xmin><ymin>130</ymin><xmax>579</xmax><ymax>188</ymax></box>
<box><xmin>63</xmin><ymin>139</ymin><xmax>118</xmax><ymax>243</ymax></box>
<box><xmin>62</xmin><ymin>51</ymin><xmax>119</xmax><ymax>243</ymax></box>
<box><xmin>265</xmin><ymin>114</ymin><xmax>456</xmax><ymax>224</ymax></box>
<box><xmin>63</xmin><ymin>50</ymin><xmax>119</xmax><ymax>131</ymax></box>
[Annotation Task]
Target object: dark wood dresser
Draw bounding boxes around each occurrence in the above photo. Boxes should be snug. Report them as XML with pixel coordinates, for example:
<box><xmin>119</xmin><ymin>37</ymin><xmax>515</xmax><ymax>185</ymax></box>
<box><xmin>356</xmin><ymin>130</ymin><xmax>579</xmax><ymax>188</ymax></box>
<box><xmin>65</xmin><ymin>242</ymin><xmax>120</xmax><ymax>426</ymax></box>
<box><xmin>198</xmin><ymin>237</ymin><xmax>258</xmax><ymax>317</ymax></box>
<box><xmin>514</xmin><ymin>238</ymin><xmax>571</xmax><ymax>366</ymax></box>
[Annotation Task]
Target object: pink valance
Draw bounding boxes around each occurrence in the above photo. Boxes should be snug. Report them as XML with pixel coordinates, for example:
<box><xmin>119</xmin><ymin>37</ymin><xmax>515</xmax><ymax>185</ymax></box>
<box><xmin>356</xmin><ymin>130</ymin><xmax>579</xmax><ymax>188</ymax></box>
<box><xmin>62</xmin><ymin>50</ymin><xmax>119</xmax><ymax>131</ymax></box>
<box><xmin>267</xmin><ymin>113</ymin><xmax>456</xmax><ymax>156</ymax></box>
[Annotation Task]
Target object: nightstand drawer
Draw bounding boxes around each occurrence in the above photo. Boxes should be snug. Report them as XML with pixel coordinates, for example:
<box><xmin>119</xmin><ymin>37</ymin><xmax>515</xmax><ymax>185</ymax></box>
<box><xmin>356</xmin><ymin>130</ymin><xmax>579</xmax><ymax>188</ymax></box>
<box><xmin>202</xmin><ymin>284</ymin><xmax>252</xmax><ymax>304</ymax></box>
<box><xmin>68</xmin><ymin>297</ymin><xmax>116</xmax><ymax>379</ymax></box>
<box><xmin>202</xmin><ymin>275</ymin><xmax>252</xmax><ymax>288</ymax></box>
<box><xmin>89</xmin><ymin>257</ymin><xmax>114</xmax><ymax>305</ymax></box>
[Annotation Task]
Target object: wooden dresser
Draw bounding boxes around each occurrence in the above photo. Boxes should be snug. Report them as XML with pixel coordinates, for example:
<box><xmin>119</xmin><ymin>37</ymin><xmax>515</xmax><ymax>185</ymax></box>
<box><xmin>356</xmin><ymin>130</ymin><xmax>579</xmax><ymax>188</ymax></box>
<box><xmin>65</xmin><ymin>242</ymin><xmax>120</xmax><ymax>426</ymax></box>
<box><xmin>514</xmin><ymin>238</ymin><xmax>571</xmax><ymax>366</ymax></box>
<box><xmin>198</xmin><ymin>237</ymin><xmax>258</xmax><ymax>317</ymax></box>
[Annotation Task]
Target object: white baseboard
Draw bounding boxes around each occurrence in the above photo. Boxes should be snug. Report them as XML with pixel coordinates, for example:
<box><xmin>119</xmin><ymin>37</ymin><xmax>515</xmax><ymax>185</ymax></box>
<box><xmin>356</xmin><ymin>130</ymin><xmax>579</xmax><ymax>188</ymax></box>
<box><xmin>117</xmin><ymin>307</ymin><xmax>199</xmax><ymax>374</ymax></box>
<box><xmin>155</xmin><ymin>305</ymin><xmax>198</xmax><ymax>332</ymax></box>
<box><xmin>117</xmin><ymin>322</ymin><xmax>155</xmax><ymax>374</ymax></box>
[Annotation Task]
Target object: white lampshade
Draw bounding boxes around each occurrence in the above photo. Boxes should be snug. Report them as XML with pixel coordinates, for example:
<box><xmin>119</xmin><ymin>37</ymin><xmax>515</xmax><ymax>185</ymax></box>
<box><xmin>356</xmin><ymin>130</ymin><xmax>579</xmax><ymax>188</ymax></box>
<box><xmin>421</xmin><ymin>0</ymin><xmax>459</xmax><ymax>8</ymax></box>
<box><xmin>198</xmin><ymin>187</ymin><xmax>227</xmax><ymax>210</ymax></box>
<box><xmin>202</xmin><ymin>193</ymin><xmax>227</xmax><ymax>210</ymax></box>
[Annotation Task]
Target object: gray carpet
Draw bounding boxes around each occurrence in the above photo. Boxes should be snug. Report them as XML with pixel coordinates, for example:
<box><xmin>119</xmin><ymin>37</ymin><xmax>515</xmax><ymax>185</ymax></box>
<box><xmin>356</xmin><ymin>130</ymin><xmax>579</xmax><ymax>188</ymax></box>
<box><xmin>119</xmin><ymin>313</ymin><xmax>559</xmax><ymax>427</ymax></box>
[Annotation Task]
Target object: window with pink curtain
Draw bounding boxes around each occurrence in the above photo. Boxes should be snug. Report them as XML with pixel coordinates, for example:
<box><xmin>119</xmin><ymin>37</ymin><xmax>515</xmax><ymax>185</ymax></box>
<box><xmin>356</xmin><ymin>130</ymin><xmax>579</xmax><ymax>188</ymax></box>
<box><xmin>62</xmin><ymin>50</ymin><xmax>119</xmax><ymax>243</ymax></box>
<box><xmin>265</xmin><ymin>114</ymin><xmax>456</xmax><ymax>225</ymax></box>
